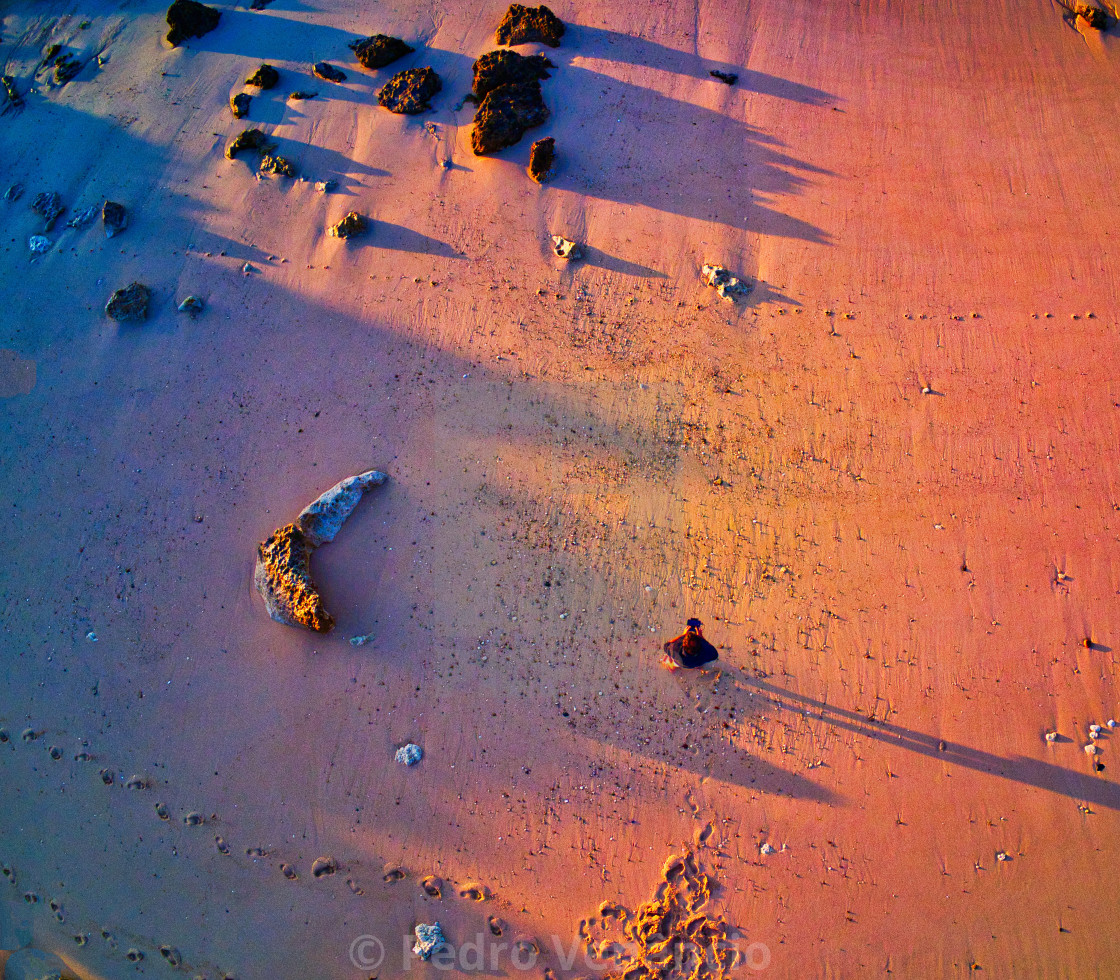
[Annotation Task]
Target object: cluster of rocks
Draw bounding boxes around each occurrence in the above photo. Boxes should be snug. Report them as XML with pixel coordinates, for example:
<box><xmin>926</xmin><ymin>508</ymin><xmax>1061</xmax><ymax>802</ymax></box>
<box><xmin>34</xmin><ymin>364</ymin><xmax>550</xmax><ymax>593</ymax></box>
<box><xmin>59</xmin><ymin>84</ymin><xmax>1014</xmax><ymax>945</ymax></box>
<box><xmin>702</xmin><ymin>264</ymin><xmax>753</xmax><ymax>302</ymax></box>
<box><xmin>1075</xmin><ymin>3</ymin><xmax>1109</xmax><ymax>28</ymax></box>
<box><xmin>470</xmin><ymin>7</ymin><xmax>563</xmax><ymax>161</ymax></box>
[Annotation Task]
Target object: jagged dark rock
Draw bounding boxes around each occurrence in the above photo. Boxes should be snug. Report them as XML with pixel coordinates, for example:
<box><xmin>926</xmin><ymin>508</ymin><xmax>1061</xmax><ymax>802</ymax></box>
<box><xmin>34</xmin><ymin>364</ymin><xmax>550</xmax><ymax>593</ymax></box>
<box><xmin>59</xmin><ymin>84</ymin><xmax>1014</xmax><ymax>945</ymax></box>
<box><xmin>329</xmin><ymin>211</ymin><xmax>368</xmax><ymax>239</ymax></box>
<box><xmin>254</xmin><ymin>470</ymin><xmax>388</xmax><ymax>632</ymax></box>
<box><xmin>52</xmin><ymin>52</ymin><xmax>82</xmax><ymax>84</ymax></box>
<box><xmin>472</xmin><ymin>49</ymin><xmax>553</xmax><ymax>98</ymax></box>
<box><xmin>495</xmin><ymin>4</ymin><xmax>564</xmax><ymax>47</ymax></box>
<box><xmin>312</xmin><ymin>62</ymin><xmax>346</xmax><ymax>83</ymax></box>
<box><xmin>105</xmin><ymin>282</ymin><xmax>151</xmax><ymax>322</ymax></box>
<box><xmin>288</xmin><ymin>90</ymin><xmax>316</xmax><ymax>100</ymax></box>
<box><xmin>165</xmin><ymin>0</ymin><xmax>221</xmax><ymax>47</ymax></box>
<box><xmin>31</xmin><ymin>191</ymin><xmax>63</xmax><ymax>231</ymax></box>
<box><xmin>709</xmin><ymin>69</ymin><xmax>738</xmax><ymax>85</ymax></box>
<box><xmin>349</xmin><ymin>34</ymin><xmax>414</xmax><ymax>70</ymax></box>
<box><xmin>1075</xmin><ymin>3</ymin><xmax>1108</xmax><ymax>28</ymax></box>
<box><xmin>528</xmin><ymin>136</ymin><xmax>555</xmax><ymax>182</ymax></box>
<box><xmin>226</xmin><ymin>128</ymin><xmax>272</xmax><ymax>160</ymax></box>
<box><xmin>246</xmin><ymin>64</ymin><xmax>279</xmax><ymax>89</ymax></box>
<box><xmin>377</xmin><ymin>66</ymin><xmax>441</xmax><ymax>113</ymax></box>
<box><xmin>230</xmin><ymin>92</ymin><xmax>251</xmax><ymax>118</ymax></box>
<box><xmin>102</xmin><ymin>200</ymin><xmax>127</xmax><ymax>237</ymax></box>
<box><xmin>470</xmin><ymin>79</ymin><xmax>548</xmax><ymax>154</ymax></box>
<box><xmin>1</xmin><ymin>75</ymin><xmax>22</xmax><ymax>108</ymax></box>
<box><xmin>259</xmin><ymin>154</ymin><xmax>296</xmax><ymax>177</ymax></box>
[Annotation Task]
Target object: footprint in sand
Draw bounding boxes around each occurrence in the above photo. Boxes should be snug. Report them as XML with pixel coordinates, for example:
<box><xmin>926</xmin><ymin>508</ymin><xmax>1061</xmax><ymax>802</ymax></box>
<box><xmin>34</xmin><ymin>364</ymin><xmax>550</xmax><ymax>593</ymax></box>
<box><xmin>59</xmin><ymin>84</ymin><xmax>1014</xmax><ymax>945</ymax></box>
<box><xmin>382</xmin><ymin>865</ymin><xmax>406</xmax><ymax>882</ymax></box>
<box><xmin>459</xmin><ymin>883</ymin><xmax>491</xmax><ymax>901</ymax></box>
<box><xmin>154</xmin><ymin>802</ymin><xmax>170</xmax><ymax>820</ymax></box>
<box><xmin>2</xmin><ymin>864</ymin><xmax>15</xmax><ymax>884</ymax></box>
<box><xmin>74</xmin><ymin>751</ymin><xmax>93</xmax><ymax>762</ymax></box>
<box><xmin>346</xmin><ymin>877</ymin><xmax>364</xmax><ymax>896</ymax></box>
<box><xmin>49</xmin><ymin>899</ymin><xmax>63</xmax><ymax>922</ymax></box>
<box><xmin>215</xmin><ymin>836</ymin><xmax>231</xmax><ymax>855</ymax></box>
<box><xmin>311</xmin><ymin>856</ymin><xmax>337</xmax><ymax>878</ymax></box>
<box><xmin>280</xmin><ymin>863</ymin><xmax>298</xmax><ymax>880</ymax></box>
<box><xmin>73</xmin><ymin>934</ymin><xmax>89</xmax><ymax>946</ymax></box>
<box><xmin>125</xmin><ymin>948</ymin><xmax>144</xmax><ymax>962</ymax></box>
<box><xmin>695</xmin><ymin>821</ymin><xmax>717</xmax><ymax>848</ymax></box>
<box><xmin>598</xmin><ymin>901</ymin><xmax>628</xmax><ymax>922</ymax></box>
<box><xmin>125</xmin><ymin>775</ymin><xmax>148</xmax><ymax>790</ymax></box>
<box><xmin>513</xmin><ymin>937</ymin><xmax>540</xmax><ymax>957</ymax></box>
<box><xmin>182</xmin><ymin>811</ymin><xmax>204</xmax><ymax>826</ymax></box>
<box><xmin>23</xmin><ymin>891</ymin><xmax>38</xmax><ymax>904</ymax></box>
<box><xmin>48</xmin><ymin>746</ymin><xmax>62</xmax><ymax>761</ymax></box>
<box><xmin>245</xmin><ymin>847</ymin><xmax>268</xmax><ymax>858</ymax></box>
<box><xmin>420</xmin><ymin>875</ymin><xmax>443</xmax><ymax>898</ymax></box>
<box><xmin>0</xmin><ymin>729</ymin><xmax>9</xmax><ymax>743</ymax></box>
<box><xmin>21</xmin><ymin>728</ymin><xmax>38</xmax><ymax>742</ymax></box>
<box><xmin>99</xmin><ymin>769</ymin><xmax>114</xmax><ymax>786</ymax></box>
<box><xmin>487</xmin><ymin>915</ymin><xmax>505</xmax><ymax>937</ymax></box>
<box><xmin>159</xmin><ymin>945</ymin><xmax>182</xmax><ymax>966</ymax></box>
<box><xmin>100</xmin><ymin>928</ymin><xmax>117</xmax><ymax>950</ymax></box>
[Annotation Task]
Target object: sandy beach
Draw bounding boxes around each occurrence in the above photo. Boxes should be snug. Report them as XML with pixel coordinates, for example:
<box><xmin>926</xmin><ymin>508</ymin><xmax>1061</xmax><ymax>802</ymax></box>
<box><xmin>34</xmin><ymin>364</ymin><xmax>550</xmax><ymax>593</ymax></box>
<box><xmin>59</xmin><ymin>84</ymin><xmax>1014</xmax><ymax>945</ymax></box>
<box><xmin>2</xmin><ymin>0</ymin><xmax>1120</xmax><ymax>976</ymax></box>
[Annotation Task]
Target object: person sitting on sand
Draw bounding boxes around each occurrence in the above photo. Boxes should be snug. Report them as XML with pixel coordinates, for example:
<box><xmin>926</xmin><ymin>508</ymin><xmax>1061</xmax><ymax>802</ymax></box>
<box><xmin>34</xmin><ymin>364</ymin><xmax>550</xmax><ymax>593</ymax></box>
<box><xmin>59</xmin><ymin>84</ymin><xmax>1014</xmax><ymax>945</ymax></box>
<box><xmin>660</xmin><ymin>618</ymin><xmax>719</xmax><ymax>671</ymax></box>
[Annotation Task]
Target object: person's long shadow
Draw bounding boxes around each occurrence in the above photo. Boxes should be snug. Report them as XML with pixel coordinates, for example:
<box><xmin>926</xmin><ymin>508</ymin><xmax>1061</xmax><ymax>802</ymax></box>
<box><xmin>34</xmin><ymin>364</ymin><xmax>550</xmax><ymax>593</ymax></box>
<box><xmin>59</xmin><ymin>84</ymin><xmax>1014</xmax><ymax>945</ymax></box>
<box><xmin>567</xmin><ymin>24</ymin><xmax>838</xmax><ymax>107</ymax></box>
<box><xmin>739</xmin><ymin>673</ymin><xmax>1120</xmax><ymax>811</ymax></box>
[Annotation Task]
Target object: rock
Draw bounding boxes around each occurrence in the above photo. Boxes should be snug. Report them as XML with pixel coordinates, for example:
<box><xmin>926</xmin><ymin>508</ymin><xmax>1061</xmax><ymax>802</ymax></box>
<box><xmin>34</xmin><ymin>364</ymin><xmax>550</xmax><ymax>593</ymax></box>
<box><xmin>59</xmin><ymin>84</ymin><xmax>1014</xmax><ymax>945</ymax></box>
<box><xmin>312</xmin><ymin>62</ymin><xmax>346</xmax><ymax>83</ymax></box>
<box><xmin>413</xmin><ymin>923</ymin><xmax>447</xmax><ymax>961</ymax></box>
<box><xmin>495</xmin><ymin>4</ymin><xmax>565</xmax><ymax>47</ymax></box>
<box><xmin>52</xmin><ymin>52</ymin><xmax>82</xmax><ymax>84</ymax></box>
<box><xmin>701</xmin><ymin>264</ymin><xmax>753</xmax><ymax>302</ymax></box>
<box><xmin>28</xmin><ymin>236</ymin><xmax>51</xmax><ymax>254</ymax></box>
<box><xmin>177</xmin><ymin>295</ymin><xmax>203</xmax><ymax>316</ymax></box>
<box><xmin>1075</xmin><ymin>4</ymin><xmax>1108</xmax><ymax>28</ymax></box>
<box><xmin>709</xmin><ymin>69</ymin><xmax>738</xmax><ymax>85</ymax></box>
<box><xmin>471</xmin><ymin>49</ymin><xmax>553</xmax><ymax>99</ymax></box>
<box><xmin>995</xmin><ymin>850</ymin><xmax>1010</xmax><ymax>862</ymax></box>
<box><xmin>1109</xmin><ymin>719</ymin><xmax>1117</xmax><ymax>728</ymax></box>
<box><xmin>349</xmin><ymin>34</ymin><xmax>413</xmax><ymax>70</ymax></box>
<box><xmin>315</xmin><ymin>179</ymin><xmax>337</xmax><ymax>193</ymax></box>
<box><xmin>254</xmin><ymin>469</ymin><xmax>388</xmax><ymax>631</ymax></box>
<box><xmin>259</xmin><ymin>154</ymin><xmax>296</xmax><ymax>177</ymax></box>
<box><xmin>165</xmin><ymin>0</ymin><xmax>221</xmax><ymax>47</ymax></box>
<box><xmin>551</xmin><ymin>235</ymin><xmax>580</xmax><ymax>260</ymax></box>
<box><xmin>246</xmin><ymin>64</ymin><xmax>279</xmax><ymax>89</ymax></box>
<box><xmin>226</xmin><ymin>128</ymin><xmax>272</xmax><ymax>160</ymax></box>
<box><xmin>105</xmin><ymin>282</ymin><xmax>151</xmax><ymax>322</ymax></box>
<box><xmin>2</xmin><ymin>74</ymin><xmax>23</xmax><ymax>107</ymax></box>
<box><xmin>329</xmin><ymin>211</ymin><xmax>368</xmax><ymax>239</ymax></box>
<box><xmin>102</xmin><ymin>200</ymin><xmax>127</xmax><ymax>237</ymax></box>
<box><xmin>31</xmin><ymin>191</ymin><xmax>64</xmax><ymax>231</ymax></box>
<box><xmin>528</xmin><ymin>136</ymin><xmax>555</xmax><ymax>182</ymax></box>
<box><xmin>3</xmin><ymin>947</ymin><xmax>67</xmax><ymax>980</ymax></box>
<box><xmin>4</xmin><ymin>183</ymin><xmax>24</xmax><ymax>201</ymax></box>
<box><xmin>377</xmin><ymin>66</ymin><xmax>441</xmax><ymax>113</ymax></box>
<box><xmin>66</xmin><ymin>204</ymin><xmax>100</xmax><ymax>228</ymax></box>
<box><xmin>470</xmin><ymin>79</ymin><xmax>548</xmax><ymax>154</ymax></box>
<box><xmin>395</xmin><ymin>743</ymin><xmax>423</xmax><ymax>766</ymax></box>
<box><xmin>288</xmin><ymin>90</ymin><xmax>316</xmax><ymax>100</ymax></box>
<box><xmin>230</xmin><ymin>92</ymin><xmax>251</xmax><ymax>118</ymax></box>
<box><xmin>1085</xmin><ymin>743</ymin><xmax>1101</xmax><ymax>755</ymax></box>
<box><xmin>311</xmin><ymin>856</ymin><xmax>338</xmax><ymax>878</ymax></box>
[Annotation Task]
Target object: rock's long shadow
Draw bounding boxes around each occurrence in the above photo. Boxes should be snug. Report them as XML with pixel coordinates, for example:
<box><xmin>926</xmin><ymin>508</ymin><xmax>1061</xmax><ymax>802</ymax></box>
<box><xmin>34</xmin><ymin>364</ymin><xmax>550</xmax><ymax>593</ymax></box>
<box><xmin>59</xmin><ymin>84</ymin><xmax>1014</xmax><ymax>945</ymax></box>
<box><xmin>372</xmin><ymin>220</ymin><xmax>466</xmax><ymax>258</ymax></box>
<box><xmin>743</xmin><ymin>675</ymin><xmax>1120</xmax><ymax>811</ymax></box>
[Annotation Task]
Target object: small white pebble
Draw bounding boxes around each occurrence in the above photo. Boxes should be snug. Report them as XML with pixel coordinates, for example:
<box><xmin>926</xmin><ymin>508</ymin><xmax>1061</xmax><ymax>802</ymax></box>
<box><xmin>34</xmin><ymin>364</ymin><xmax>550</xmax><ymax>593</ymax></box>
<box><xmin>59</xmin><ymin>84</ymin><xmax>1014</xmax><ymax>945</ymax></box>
<box><xmin>996</xmin><ymin>851</ymin><xmax>1010</xmax><ymax>862</ymax></box>
<box><xmin>760</xmin><ymin>843</ymin><xmax>776</xmax><ymax>855</ymax></box>
<box><xmin>1108</xmin><ymin>719</ymin><xmax>1117</xmax><ymax>729</ymax></box>
<box><xmin>1044</xmin><ymin>731</ymin><xmax>1058</xmax><ymax>742</ymax></box>
<box><xmin>85</xmin><ymin>631</ymin><xmax>97</xmax><ymax>642</ymax></box>
<box><xmin>1090</xmin><ymin>724</ymin><xmax>1102</xmax><ymax>733</ymax></box>
<box><xmin>1085</xmin><ymin>743</ymin><xmax>1101</xmax><ymax>756</ymax></box>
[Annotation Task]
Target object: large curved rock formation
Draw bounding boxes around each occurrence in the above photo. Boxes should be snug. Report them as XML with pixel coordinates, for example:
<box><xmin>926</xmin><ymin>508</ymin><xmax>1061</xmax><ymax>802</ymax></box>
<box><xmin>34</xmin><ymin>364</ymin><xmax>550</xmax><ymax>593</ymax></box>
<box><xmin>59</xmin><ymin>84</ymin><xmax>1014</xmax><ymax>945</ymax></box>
<box><xmin>254</xmin><ymin>470</ymin><xmax>387</xmax><ymax>632</ymax></box>
<box><xmin>495</xmin><ymin>4</ymin><xmax>564</xmax><ymax>47</ymax></box>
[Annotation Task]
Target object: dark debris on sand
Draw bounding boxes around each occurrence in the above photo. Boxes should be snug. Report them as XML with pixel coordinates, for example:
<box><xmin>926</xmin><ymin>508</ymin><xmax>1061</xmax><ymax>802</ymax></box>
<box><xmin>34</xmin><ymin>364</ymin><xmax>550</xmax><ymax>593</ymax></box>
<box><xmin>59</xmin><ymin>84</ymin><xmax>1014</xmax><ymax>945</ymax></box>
<box><xmin>31</xmin><ymin>191</ymin><xmax>64</xmax><ymax>231</ymax></box>
<box><xmin>2</xmin><ymin>75</ymin><xmax>22</xmax><ymax>109</ymax></box>
<box><xmin>105</xmin><ymin>282</ymin><xmax>151</xmax><ymax>323</ymax></box>
<box><xmin>709</xmin><ymin>69</ymin><xmax>738</xmax><ymax>85</ymax></box>
<box><xmin>165</xmin><ymin>0</ymin><xmax>221</xmax><ymax>47</ymax></box>
<box><xmin>495</xmin><ymin>4</ymin><xmax>565</xmax><ymax>47</ymax></box>
<box><xmin>349</xmin><ymin>34</ymin><xmax>414</xmax><ymax>70</ymax></box>
<box><xmin>102</xmin><ymin>200</ymin><xmax>127</xmax><ymax>238</ymax></box>
<box><xmin>246</xmin><ymin>64</ymin><xmax>279</xmax><ymax>89</ymax></box>
<box><xmin>377</xmin><ymin>66</ymin><xmax>441</xmax><ymax>113</ymax></box>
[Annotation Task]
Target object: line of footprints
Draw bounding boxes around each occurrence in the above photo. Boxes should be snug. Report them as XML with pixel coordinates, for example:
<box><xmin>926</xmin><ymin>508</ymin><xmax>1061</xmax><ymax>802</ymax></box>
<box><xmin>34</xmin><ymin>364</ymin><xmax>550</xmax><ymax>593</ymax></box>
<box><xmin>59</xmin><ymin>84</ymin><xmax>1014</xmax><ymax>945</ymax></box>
<box><xmin>1</xmin><ymin>723</ymin><xmax>504</xmax><ymax>977</ymax></box>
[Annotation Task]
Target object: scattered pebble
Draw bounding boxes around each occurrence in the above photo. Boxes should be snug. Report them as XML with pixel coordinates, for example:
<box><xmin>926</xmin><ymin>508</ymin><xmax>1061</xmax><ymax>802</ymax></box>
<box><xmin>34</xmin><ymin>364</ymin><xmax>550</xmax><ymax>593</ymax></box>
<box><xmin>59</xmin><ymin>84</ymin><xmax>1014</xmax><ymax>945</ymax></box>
<box><xmin>1044</xmin><ymin>731</ymin><xmax>1058</xmax><ymax>742</ymax></box>
<box><xmin>28</xmin><ymin>236</ymin><xmax>52</xmax><ymax>254</ymax></box>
